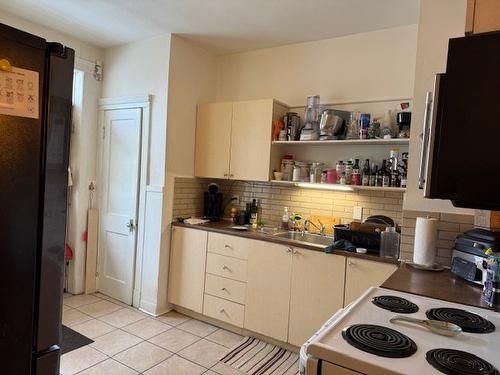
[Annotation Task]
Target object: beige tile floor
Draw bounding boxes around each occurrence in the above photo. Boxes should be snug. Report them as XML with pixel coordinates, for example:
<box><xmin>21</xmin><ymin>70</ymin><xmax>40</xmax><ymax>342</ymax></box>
<box><xmin>61</xmin><ymin>293</ymin><xmax>245</xmax><ymax>375</ymax></box>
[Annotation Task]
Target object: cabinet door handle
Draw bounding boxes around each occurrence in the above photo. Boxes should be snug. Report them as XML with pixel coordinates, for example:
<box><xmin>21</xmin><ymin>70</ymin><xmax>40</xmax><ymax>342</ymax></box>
<box><xmin>222</xmin><ymin>265</ymin><xmax>231</xmax><ymax>272</ymax></box>
<box><xmin>348</xmin><ymin>260</ymin><xmax>355</xmax><ymax>266</ymax></box>
<box><xmin>229</xmin><ymin>174</ymin><xmax>234</xmax><ymax>178</ymax></box>
<box><xmin>223</xmin><ymin>173</ymin><xmax>228</xmax><ymax>177</ymax></box>
<box><xmin>219</xmin><ymin>308</ymin><xmax>226</xmax><ymax>314</ymax></box>
<box><xmin>286</xmin><ymin>247</ymin><xmax>293</xmax><ymax>253</ymax></box>
<box><xmin>292</xmin><ymin>249</ymin><xmax>300</xmax><ymax>255</ymax></box>
<box><xmin>221</xmin><ymin>287</ymin><xmax>229</xmax><ymax>293</ymax></box>
<box><xmin>224</xmin><ymin>244</ymin><xmax>232</xmax><ymax>249</ymax></box>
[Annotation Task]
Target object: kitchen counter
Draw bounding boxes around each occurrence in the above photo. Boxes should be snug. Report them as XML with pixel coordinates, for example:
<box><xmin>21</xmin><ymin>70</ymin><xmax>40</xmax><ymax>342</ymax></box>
<box><xmin>172</xmin><ymin>221</ymin><xmax>399</xmax><ymax>265</ymax></box>
<box><xmin>382</xmin><ymin>262</ymin><xmax>498</xmax><ymax>312</ymax></box>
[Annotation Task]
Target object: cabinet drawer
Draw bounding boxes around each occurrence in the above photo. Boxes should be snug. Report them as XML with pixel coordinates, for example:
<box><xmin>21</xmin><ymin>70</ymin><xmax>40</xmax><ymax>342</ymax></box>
<box><xmin>208</xmin><ymin>232</ymin><xmax>249</xmax><ymax>260</ymax></box>
<box><xmin>205</xmin><ymin>274</ymin><xmax>246</xmax><ymax>304</ymax></box>
<box><xmin>206</xmin><ymin>253</ymin><xmax>247</xmax><ymax>282</ymax></box>
<box><xmin>203</xmin><ymin>294</ymin><xmax>245</xmax><ymax>327</ymax></box>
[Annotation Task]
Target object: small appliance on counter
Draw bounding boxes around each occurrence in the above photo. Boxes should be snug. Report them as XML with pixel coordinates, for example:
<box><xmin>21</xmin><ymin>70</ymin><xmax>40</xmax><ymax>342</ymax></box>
<box><xmin>451</xmin><ymin>228</ymin><xmax>500</xmax><ymax>285</ymax></box>
<box><xmin>203</xmin><ymin>183</ymin><xmax>223</xmax><ymax>222</ymax></box>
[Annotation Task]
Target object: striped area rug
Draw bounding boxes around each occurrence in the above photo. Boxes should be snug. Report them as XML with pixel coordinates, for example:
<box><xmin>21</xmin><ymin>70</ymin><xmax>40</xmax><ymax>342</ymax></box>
<box><xmin>219</xmin><ymin>336</ymin><xmax>299</xmax><ymax>375</ymax></box>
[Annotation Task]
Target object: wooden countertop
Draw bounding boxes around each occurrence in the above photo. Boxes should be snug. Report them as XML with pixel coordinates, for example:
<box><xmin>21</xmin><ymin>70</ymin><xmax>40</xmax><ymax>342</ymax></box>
<box><xmin>172</xmin><ymin>221</ymin><xmax>399</xmax><ymax>265</ymax></box>
<box><xmin>382</xmin><ymin>262</ymin><xmax>498</xmax><ymax>312</ymax></box>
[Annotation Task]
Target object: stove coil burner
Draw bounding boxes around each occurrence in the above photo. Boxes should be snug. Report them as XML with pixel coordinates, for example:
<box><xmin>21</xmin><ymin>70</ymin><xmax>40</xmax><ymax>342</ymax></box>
<box><xmin>426</xmin><ymin>308</ymin><xmax>496</xmax><ymax>334</ymax></box>
<box><xmin>426</xmin><ymin>349</ymin><xmax>499</xmax><ymax>375</ymax></box>
<box><xmin>342</xmin><ymin>324</ymin><xmax>417</xmax><ymax>358</ymax></box>
<box><xmin>372</xmin><ymin>295</ymin><xmax>419</xmax><ymax>313</ymax></box>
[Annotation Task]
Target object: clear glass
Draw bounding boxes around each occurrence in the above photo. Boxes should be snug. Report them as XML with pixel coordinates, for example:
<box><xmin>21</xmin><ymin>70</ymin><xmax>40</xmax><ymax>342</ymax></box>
<box><xmin>380</xmin><ymin>227</ymin><xmax>400</xmax><ymax>259</ymax></box>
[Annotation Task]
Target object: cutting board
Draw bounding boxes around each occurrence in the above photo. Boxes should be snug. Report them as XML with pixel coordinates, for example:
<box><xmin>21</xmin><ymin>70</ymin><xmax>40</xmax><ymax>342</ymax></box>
<box><xmin>308</xmin><ymin>215</ymin><xmax>341</xmax><ymax>235</ymax></box>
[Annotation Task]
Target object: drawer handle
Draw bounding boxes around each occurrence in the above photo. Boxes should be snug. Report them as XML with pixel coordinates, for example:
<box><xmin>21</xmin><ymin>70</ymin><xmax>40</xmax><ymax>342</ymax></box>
<box><xmin>224</xmin><ymin>244</ymin><xmax>233</xmax><ymax>249</ymax></box>
<box><xmin>221</xmin><ymin>287</ymin><xmax>229</xmax><ymax>293</ymax></box>
<box><xmin>222</xmin><ymin>265</ymin><xmax>232</xmax><ymax>272</ymax></box>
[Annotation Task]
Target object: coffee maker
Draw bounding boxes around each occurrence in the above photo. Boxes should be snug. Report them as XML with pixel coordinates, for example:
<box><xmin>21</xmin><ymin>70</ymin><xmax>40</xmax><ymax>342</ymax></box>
<box><xmin>203</xmin><ymin>183</ymin><xmax>223</xmax><ymax>221</ymax></box>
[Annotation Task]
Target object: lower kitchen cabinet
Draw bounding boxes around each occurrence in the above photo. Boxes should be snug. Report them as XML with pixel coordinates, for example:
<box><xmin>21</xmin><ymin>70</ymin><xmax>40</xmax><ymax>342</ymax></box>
<box><xmin>344</xmin><ymin>258</ymin><xmax>397</xmax><ymax>306</ymax></box>
<box><xmin>288</xmin><ymin>249</ymin><xmax>346</xmax><ymax>346</ymax></box>
<box><xmin>244</xmin><ymin>241</ymin><xmax>292</xmax><ymax>342</ymax></box>
<box><xmin>168</xmin><ymin>227</ymin><xmax>208</xmax><ymax>313</ymax></box>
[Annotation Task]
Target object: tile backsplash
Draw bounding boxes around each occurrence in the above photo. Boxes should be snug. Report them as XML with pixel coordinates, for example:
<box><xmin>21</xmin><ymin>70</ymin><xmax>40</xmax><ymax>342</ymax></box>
<box><xmin>400</xmin><ymin>210</ymin><xmax>474</xmax><ymax>266</ymax></box>
<box><xmin>173</xmin><ymin>177</ymin><xmax>476</xmax><ymax>266</ymax></box>
<box><xmin>173</xmin><ymin>177</ymin><xmax>404</xmax><ymax>225</ymax></box>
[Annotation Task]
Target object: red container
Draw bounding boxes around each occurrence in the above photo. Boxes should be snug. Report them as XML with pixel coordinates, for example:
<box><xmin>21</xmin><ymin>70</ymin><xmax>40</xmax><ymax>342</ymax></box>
<box><xmin>326</xmin><ymin>169</ymin><xmax>337</xmax><ymax>184</ymax></box>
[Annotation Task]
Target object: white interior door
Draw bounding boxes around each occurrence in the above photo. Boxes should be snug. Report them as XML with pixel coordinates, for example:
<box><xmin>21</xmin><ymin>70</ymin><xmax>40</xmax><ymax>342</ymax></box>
<box><xmin>98</xmin><ymin>108</ymin><xmax>142</xmax><ymax>304</ymax></box>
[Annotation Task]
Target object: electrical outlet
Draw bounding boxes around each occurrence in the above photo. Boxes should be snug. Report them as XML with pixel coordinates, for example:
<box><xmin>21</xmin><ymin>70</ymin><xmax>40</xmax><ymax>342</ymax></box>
<box><xmin>474</xmin><ymin>210</ymin><xmax>490</xmax><ymax>228</ymax></box>
<box><xmin>231</xmin><ymin>195</ymin><xmax>240</xmax><ymax>205</ymax></box>
<box><xmin>353</xmin><ymin>206</ymin><xmax>363</xmax><ymax>221</ymax></box>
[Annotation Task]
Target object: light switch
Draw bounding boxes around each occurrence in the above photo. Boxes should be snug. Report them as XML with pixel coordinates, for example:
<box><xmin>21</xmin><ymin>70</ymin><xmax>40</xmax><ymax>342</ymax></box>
<box><xmin>353</xmin><ymin>206</ymin><xmax>363</xmax><ymax>221</ymax></box>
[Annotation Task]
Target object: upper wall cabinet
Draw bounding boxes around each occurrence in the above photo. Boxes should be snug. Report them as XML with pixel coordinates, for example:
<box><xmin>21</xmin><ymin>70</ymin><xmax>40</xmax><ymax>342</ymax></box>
<box><xmin>195</xmin><ymin>102</ymin><xmax>233</xmax><ymax>179</ymax></box>
<box><xmin>195</xmin><ymin>99</ymin><xmax>288</xmax><ymax>182</ymax></box>
<box><xmin>466</xmin><ymin>0</ymin><xmax>500</xmax><ymax>34</ymax></box>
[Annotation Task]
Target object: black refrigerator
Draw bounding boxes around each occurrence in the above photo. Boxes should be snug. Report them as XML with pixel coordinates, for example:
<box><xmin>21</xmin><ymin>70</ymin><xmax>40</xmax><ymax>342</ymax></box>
<box><xmin>0</xmin><ymin>23</ymin><xmax>74</xmax><ymax>374</ymax></box>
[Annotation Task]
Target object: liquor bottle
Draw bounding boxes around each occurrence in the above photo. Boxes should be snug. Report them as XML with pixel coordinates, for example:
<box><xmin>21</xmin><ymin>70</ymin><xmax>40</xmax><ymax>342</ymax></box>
<box><xmin>381</xmin><ymin>160</ymin><xmax>390</xmax><ymax>187</ymax></box>
<box><xmin>370</xmin><ymin>164</ymin><xmax>377</xmax><ymax>186</ymax></box>
<box><xmin>391</xmin><ymin>168</ymin><xmax>400</xmax><ymax>188</ymax></box>
<box><xmin>345</xmin><ymin>160</ymin><xmax>353</xmax><ymax>185</ymax></box>
<box><xmin>352</xmin><ymin>159</ymin><xmax>361</xmax><ymax>185</ymax></box>
<box><xmin>362</xmin><ymin>159</ymin><xmax>370</xmax><ymax>186</ymax></box>
<box><xmin>375</xmin><ymin>165</ymin><xmax>383</xmax><ymax>187</ymax></box>
<box><xmin>400</xmin><ymin>171</ymin><xmax>407</xmax><ymax>188</ymax></box>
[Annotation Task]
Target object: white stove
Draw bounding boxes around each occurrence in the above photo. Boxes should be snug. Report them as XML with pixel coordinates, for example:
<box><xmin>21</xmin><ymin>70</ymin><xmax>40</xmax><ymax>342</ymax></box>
<box><xmin>302</xmin><ymin>287</ymin><xmax>500</xmax><ymax>375</ymax></box>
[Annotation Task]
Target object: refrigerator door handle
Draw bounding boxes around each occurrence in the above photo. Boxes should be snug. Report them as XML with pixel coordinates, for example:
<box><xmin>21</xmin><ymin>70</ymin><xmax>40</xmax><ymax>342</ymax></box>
<box><xmin>418</xmin><ymin>74</ymin><xmax>442</xmax><ymax>192</ymax></box>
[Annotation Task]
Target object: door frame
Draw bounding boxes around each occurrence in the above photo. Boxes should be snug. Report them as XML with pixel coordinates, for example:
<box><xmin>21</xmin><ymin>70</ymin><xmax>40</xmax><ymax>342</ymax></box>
<box><xmin>97</xmin><ymin>95</ymin><xmax>151</xmax><ymax>307</ymax></box>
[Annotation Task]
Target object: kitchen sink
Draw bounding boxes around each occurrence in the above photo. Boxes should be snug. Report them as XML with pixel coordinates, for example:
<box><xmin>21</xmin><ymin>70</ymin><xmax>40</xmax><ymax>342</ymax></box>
<box><xmin>274</xmin><ymin>231</ymin><xmax>334</xmax><ymax>247</ymax></box>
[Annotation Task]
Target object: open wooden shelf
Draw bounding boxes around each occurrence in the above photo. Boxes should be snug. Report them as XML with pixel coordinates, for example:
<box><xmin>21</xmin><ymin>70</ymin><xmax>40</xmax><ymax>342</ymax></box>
<box><xmin>269</xmin><ymin>180</ymin><xmax>406</xmax><ymax>193</ymax></box>
<box><xmin>272</xmin><ymin>138</ymin><xmax>410</xmax><ymax>146</ymax></box>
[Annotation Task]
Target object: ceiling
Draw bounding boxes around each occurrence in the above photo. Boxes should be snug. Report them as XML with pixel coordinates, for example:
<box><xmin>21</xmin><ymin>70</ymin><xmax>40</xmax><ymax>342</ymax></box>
<box><xmin>0</xmin><ymin>0</ymin><xmax>420</xmax><ymax>54</ymax></box>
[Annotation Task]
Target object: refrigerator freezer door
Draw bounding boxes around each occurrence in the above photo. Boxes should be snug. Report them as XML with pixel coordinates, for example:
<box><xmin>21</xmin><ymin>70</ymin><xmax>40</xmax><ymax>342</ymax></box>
<box><xmin>36</xmin><ymin>43</ymin><xmax>74</xmax><ymax>352</ymax></box>
<box><xmin>34</xmin><ymin>346</ymin><xmax>60</xmax><ymax>375</ymax></box>
<box><xmin>0</xmin><ymin>23</ymin><xmax>47</xmax><ymax>375</ymax></box>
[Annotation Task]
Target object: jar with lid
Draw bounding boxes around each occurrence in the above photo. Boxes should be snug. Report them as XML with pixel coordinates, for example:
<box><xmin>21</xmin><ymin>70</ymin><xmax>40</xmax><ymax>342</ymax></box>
<box><xmin>335</xmin><ymin>161</ymin><xmax>345</xmax><ymax>183</ymax></box>
<box><xmin>310</xmin><ymin>162</ymin><xmax>324</xmax><ymax>183</ymax></box>
<box><xmin>295</xmin><ymin>161</ymin><xmax>311</xmax><ymax>182</ymax></box>
<box><xmin>380</xmin><ymin>227</ymin><xmax>400</xmax><ymax>259</ymax></box>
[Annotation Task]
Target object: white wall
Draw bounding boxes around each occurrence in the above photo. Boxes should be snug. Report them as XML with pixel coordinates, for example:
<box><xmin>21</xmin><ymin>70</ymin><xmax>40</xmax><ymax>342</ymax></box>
<box><xmin>101</xmin><ymin>35</ymin><xmax>171</xmax><ymax>314</ymax></box>
<box><xmin>0</xmin><ymin>10</ymin><xmax>102</xmax><ymax>62</ymax></box>
<box><xmin>160</xmin><ymin>35</ymin><xmax>217</xmax><ymax>312</ymax></box>
<box><xmin>102</xmin><ymin>35</ymin><xmax>171</xmax><ymax>187</ymax></box>
<box><xmin>0</xmin><ymin>11</ymin><xmax>104</xmax><ymax>294</ymax></box>
<box><xmin>216</xmin><ymin>25</ymin><xmax>418</xmax><ymax>106</ymax></box>
<box><xmin>404</xmin><ymin>0</ymin><xmax>473</xmax><ymax>215</ymax></box>
<box><xmin>68</xmin><ymin>62</ymin><xmax>102</xmax><ymax>294</ymax></box>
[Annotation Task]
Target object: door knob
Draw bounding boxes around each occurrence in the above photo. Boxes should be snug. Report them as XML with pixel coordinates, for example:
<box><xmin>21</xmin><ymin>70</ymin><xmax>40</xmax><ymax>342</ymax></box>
<box><xmin>126</xmin><ymin>219</ymin><xmax>136</xmax><ymax>231</ymax></box>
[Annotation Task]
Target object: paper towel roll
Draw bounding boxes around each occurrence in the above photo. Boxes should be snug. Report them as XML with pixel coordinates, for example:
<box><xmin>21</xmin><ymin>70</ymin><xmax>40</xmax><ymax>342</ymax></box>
<box><xmin>413</xmin><ymin>217</ymin><xmax>438</xmax><ymax>266</ymax></box>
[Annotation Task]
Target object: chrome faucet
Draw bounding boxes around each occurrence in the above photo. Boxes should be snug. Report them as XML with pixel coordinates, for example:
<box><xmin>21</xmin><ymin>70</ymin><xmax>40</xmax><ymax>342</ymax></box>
<box><xmin>302</xmin><ymin>219</ymin><xmax>326</xmax><ymax>236</ymax></box>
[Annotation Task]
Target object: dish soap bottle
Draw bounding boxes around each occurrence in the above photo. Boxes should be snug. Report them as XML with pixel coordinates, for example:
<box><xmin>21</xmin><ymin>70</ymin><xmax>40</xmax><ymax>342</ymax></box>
<box><xmin>250</xmin><ymin>199</ymin><xmax>258</xmax><ymax>229</ymax></box>
<box><xmin>281</xmin><ymin>207</ymin><xmax>290</xmax><ymax>230</ymax></box>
